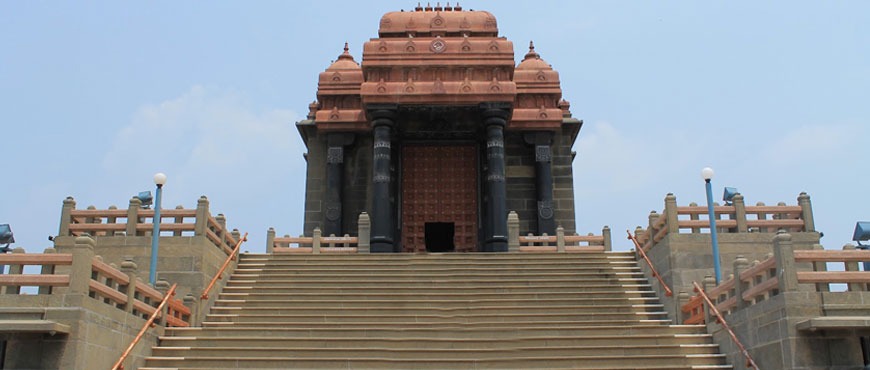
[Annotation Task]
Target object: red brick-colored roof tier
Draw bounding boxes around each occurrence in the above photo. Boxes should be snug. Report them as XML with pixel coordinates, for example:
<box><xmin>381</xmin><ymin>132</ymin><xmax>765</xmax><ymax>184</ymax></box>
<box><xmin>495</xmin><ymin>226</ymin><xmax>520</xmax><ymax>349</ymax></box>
<box><xmin>378</xmin><ymin>4</ymin><xmax>497</xmax><ymax>37</ymax></box>
<box><xmin>314</xmin><ymin>6</ymin><xmax>569</xmax><ymax>131</ymax></box>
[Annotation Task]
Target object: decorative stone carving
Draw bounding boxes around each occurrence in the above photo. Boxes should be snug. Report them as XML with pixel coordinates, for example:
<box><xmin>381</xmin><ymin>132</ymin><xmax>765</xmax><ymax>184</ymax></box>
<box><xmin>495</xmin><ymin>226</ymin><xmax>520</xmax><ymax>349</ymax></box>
<box><xmin>535</xmin><ymin>145</ymin><xmax>551</xmax><ymax>162</ymax></box>
<box><xmin>327</xmin><ymin>147</ymin><xmax>344</xmax><ymax>164</ymax></box>
<box><xmin>538</xmin><ymin>200</ymin><xmax>554</xmax><ymax>220</ymax></box>
<box><xmin>325</xmin><ymin>202</ymin><xmax>341</xmax><ymax>221</ymax></box>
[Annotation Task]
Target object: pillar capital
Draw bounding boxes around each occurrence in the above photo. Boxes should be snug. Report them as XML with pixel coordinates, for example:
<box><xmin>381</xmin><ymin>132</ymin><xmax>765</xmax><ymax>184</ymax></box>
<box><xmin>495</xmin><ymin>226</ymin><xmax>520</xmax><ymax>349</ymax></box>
<box><xmin>479</xmin><ymin>102</ymin><xmax>512</xmax><ymax>126</ymax></box>
<box><xmin>366</xmin><ymin>104</ymin><xmax>398</xmax><ymax>127</ymax></box>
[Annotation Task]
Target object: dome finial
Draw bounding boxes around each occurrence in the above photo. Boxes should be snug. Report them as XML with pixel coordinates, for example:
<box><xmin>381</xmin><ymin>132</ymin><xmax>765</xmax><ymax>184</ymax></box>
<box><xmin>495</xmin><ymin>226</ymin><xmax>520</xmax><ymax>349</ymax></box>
<box><xmin>343</xmin><ymin>42</ymin><xmax>349</xmax><ymax>54</ymax></box>
<box><xmin>524</xmin><ymin>40</ymin><xmax>540</xmax><ymax>60</ymax></box>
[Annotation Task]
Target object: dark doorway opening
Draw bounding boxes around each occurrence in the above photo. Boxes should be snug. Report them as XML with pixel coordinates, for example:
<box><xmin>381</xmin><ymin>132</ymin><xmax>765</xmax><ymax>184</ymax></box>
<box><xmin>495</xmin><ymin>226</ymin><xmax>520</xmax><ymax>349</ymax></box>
<box><xmin>425</xmin><ymin>222</ymin><xmax>455</xmax><ymax>252</ymax></box>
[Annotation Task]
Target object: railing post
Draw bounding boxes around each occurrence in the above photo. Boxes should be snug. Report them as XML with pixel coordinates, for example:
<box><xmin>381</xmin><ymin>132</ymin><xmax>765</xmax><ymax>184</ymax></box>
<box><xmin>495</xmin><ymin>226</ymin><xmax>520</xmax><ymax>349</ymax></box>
<box><xmin>688</xmin><ymin>202</ymin><xmax>701</xmax><ymax>233</ymax></box>
<box><xmin>156</xmin><ymin>280</ymin><xmax>171</xmax><ymax>326</ymax></box>
<box><xmin>194</xmin><ymin>196</ymin><xmax>209</xmax><ymax>236</ymax></box>
<box><xmin>58</xmin><ymin>196</ymin><xmax>76</xmax><ymax>236</ymax></box>
<box><xmin>733</xmin><ymin>255</ymin><xmax>749</xmax><ymax>309</ymax></box>
<box><xmin>773</xmin><ymin>201</ymin><xmax>787</xmax><ymax>227</ymax></box>
<box><xmin>843</xmin><ymin>244</ymin><xmax>865</xmax><ymax>292</ymax></box>
<box><xmin>773</xmin><ymin>231</ymin><xmax>798</xmax><ymax>292</ymax></box>
<box><xmin>633</xmin><ymin>226</ymin><xmax>645</xmax><ymax>247</ymax></box>
<box><xmin>126</xmin><ymin>197</ymin><xmax>141</xmax><ymax>236</ymax></box>
<box><xmin>664</xmin><ymin>193</ymin><xmax>679</xmax><ymax>234</ymax></box>
<box><xmin>798</xmin><ymin>192</ymin><xmax>815</xmax><ymax>232</ymax></box>
<box><xmin>556</xmin><ymin>226</ymin><xmax>565</xmax><ymax>252</ymax></box>
<box><xmin>647</xmin><ymin>211</ymin><xmax>660</xmax><ymax>249</ymax></box>
<box><xmin>733</xmin><ymin>193</ymin><xmax>748</xmax><ymax>233</ymax></box>
<box><xmin>172</xmin><ymin>205</ymin><xmax>184</xmax><ymax>236</ymax></box>
<box><xmin>358</xmin><ymin>212</ymin><xmax>371</xmax><ymax>253</ymax></box>
<box><xmin>4</xmin><ymin>248</ymin><xmax>25</xmax><ymax>295</ymax></box>
<box><xmin>602</xmin><ymin>226</ymin><xmax>612</xmax><ymax>251</ymax></box>
<box><xmin>266</xmin><ymin>227</ymin><xmax>276</xmax><ymax>254</ymax></box>
<box><xmin>70</xmin><ymin>236</ymin><xmax>96</xmax><ymax>295</ymax></box>
<box><xmin>755</xmin><ymin>202</ymin><xmax>767</xmax><ymax>233</ymax></box>
<box><xmin>702</xmin><ymin>275</ymin><xmax>716</xmax><ymax>325</ymax></box>
<box><xmin>120</xmin><ymin>259</ymin><xmax>138</xmax><ymax>314</ymax></box>
<box><xmin>712</xmin><ymin>202</ymin><xmax>722</xmax><ymax>233</ymax></box>
<box><xmin>183</xmin><ymin>293</ymin><xmax>198</xmax><ymax>327</ymax></box>
<box><xmin>107</xmin><ymin>205</ymin><xmax>119</xmax><ymax>230</ymax></box>
<box><xmin>38</xmin><ymin>247</ymin><xmax>58</xmax><ymax>295</ymax></box>
<box><xmin>507</xmin><ymin>211</ymin><xmax>520</xmax><ymax>252</ymax></box>
<box><xmin>810</xmin><ymin>243</ymin><xmax>830</xmax><ymax>292</ymax></box>
<box><xmin>677</xmin><ymin>289</ymin><xmax>690</xmax><ymax>324</ymax></box>
<box><xmin>216</xmin><ymin>214</ymin><xmax>227</xmax><ymax>248</ymax></box>
<box><xmin>312</xmin><ymin>228</ymin><xmax>322</xmax><ymax>254</ymax></box>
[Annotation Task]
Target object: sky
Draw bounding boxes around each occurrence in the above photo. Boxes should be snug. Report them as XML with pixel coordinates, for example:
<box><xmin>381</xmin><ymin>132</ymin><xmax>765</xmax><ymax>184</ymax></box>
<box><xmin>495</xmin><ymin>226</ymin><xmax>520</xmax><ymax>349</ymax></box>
<box><xmin>1</xmin><ymin>1</ymin><xmax>868</xmax><ymax>255</ymax></box>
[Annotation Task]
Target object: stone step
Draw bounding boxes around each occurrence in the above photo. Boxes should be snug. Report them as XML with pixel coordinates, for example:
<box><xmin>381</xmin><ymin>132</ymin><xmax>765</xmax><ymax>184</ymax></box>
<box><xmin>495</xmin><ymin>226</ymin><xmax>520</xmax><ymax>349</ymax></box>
<box><xmin>208</xmin><ymin>304</ymin><xmax>665</xmax><ymax>315</ymax></box>
<box><xmin>143</xmin><ymin>353</ymin><xmax>727</xmax><ymax>369</ymax></box>
<box><xmin>150</xmin><ymin>343</ymin><xmax>722</xmax><ymax>359</ymax></box>
<box><xmin>156</xmin><ymin>333</ymin><xmax>715</xmax><ymax>348</ymax></box>
<box><xmin>222</xmin><ymin>280</ymin><xmax>645</xmax><ymax>289</ymax></box>
<box><xmin>216</xmin><ymin>290</ymin><xmax>657</xmax><ymax>301</ymax></box>
<box><xmin>223</xmin><ymin>280</ymin><xmax>650</xmax><ymax>294</ymax></box>
<box><xmin>165</xmin><ymin>324</ymin><xmax>709</xmax><ymax>339</ymax></box>
<box><xmin>233</xmin><ymin>265</ymin><xmax>641</xmax><ymax>273</ymax></box>
<box><xmin>234</xmin><ymin>261</ymin><xmax>637</xmax><ymax>268</ymax></box>
<box><xmin>235</xmin><ymin>259</ymin><xmax>636</xmax><ymax>268</ymax></box>
<box><xmin>239</xmin><ymin>252</ymin><xmax>635</xmax><ymax>261</ymax></box>
<box><xmin>229</xmin><ymin>271</ymin><xmax>643</xmax><ymax>280</ymax></box>
<box><xmin>144</xmin><ymin>251</ymin><xmax>729</xmax><ymax>369</ymax></box>
<box><xmin>212</xmin><ymin>296</ymin><xmax>661</xmax><ymax>308</ymax></box>
<box><xmin>202</xmin><ymin>316</ymin><xmax>671</xmax><ymax>330</ymax></box>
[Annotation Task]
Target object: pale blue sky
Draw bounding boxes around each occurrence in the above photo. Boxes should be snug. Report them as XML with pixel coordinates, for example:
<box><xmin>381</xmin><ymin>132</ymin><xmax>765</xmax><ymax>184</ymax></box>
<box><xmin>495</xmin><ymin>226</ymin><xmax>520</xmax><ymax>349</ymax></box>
<box><xmin>2</xmin><ymin>2</ymin><xmax>868</xmax><ymax>254</ymax></box>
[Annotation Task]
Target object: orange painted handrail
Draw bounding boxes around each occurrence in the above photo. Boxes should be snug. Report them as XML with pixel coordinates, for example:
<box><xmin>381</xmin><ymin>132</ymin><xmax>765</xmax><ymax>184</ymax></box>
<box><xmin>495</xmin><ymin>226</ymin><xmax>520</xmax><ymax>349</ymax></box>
<box><xmin>627</xmin><ymin>230</ymin><xmax>672</xmax><ymax>297</ymax></box>
<box><xmin>111</xmin><ymin>283</ymin><xmax>178</xmax><ymax>370</ymax></box>
<box><xmin>692</xmin><ymin>281</ymin><xmax>760</xmax><ymax>370</ymax></box>
<box><xmin>200</xmin><ymin>232</ymin><xmax>248</xmax><ymax>300</ymax></box>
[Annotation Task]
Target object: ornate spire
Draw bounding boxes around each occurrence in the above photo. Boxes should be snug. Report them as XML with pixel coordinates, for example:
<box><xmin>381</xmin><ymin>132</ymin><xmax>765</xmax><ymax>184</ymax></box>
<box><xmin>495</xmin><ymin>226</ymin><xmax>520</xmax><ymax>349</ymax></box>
<box><xmin>337</xmin><ymin>42</ymin><xmax>353</xmax><ymax>61</ymax></box>
<box><xmin>524</xmin><ymin>41</ymin><xmax>540</xmax><ymax>60</ymax></box>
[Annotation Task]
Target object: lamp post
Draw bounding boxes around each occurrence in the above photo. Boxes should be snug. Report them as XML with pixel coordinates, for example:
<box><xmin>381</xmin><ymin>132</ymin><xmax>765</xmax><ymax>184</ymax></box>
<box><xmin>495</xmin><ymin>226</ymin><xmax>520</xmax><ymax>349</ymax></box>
<box><xmin>701</xmin><ymin>167</ymin><xmax>722</xmax><ymax>284</ymax></box>
<box><xmin>149</xmin><ymin>173</ymin><xmax>167</xmax><ymax>285</ymax></box>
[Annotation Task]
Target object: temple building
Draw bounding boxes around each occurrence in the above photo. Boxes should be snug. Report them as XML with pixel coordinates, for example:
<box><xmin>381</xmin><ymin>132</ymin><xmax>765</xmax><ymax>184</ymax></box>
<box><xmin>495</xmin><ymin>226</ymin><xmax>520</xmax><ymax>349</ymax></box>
<box><xmin>297</xmin><ymin>3</ymin><xmax>581</xmax><ymax>253</ymax></box>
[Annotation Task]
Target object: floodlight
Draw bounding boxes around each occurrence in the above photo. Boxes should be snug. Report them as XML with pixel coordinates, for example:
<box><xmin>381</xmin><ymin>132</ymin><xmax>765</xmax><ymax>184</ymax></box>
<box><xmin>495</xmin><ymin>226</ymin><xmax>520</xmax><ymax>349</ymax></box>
<box><xmin>852</xmin><ymin>222</ymin><xmax>870</xmax><ymax>246</ymax></box>
<box><xmin>0</xmin><ymin>224</ymin><xmax>14</xmax><ymax>253</ymax></box>
<box><xmin>136</xmin><ymin>191</ymin><xmax>153</xmax><ymax>208</ymax></box>
<box><xmin>723</xmin><ymin>187</ymin><xmax>739</xmax><ymax>204</ymax></box>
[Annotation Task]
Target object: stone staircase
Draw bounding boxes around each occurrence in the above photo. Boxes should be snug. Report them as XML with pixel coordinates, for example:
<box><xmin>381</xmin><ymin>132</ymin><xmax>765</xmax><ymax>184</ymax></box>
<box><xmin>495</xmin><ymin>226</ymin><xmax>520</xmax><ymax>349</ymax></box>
<box><xmin>142</xmin><ymin>252</ymin><xmax>731</xmax><ymax>369</ymax></box>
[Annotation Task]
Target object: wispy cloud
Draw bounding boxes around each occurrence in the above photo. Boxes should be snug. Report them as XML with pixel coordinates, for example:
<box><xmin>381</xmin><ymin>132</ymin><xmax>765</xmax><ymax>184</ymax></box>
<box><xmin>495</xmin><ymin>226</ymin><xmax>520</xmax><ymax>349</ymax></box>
<box><xmin>100</xmin><ymin>85</ymin><xmax>303</xmax><ymax>249</ymax></box>
<box><xmin>761</xmin><ymin>124</ymin><xmax>861</xmax><ymax>166</ymax></box>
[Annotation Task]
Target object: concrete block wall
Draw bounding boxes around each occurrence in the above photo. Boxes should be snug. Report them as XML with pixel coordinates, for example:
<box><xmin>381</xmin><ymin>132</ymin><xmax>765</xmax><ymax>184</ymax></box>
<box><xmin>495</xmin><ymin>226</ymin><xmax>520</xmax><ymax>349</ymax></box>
<box><xmin>2</xmin><ymin>297</ymin><xmax>162</xmax><ymax>370</ymax></box>
<box><xmin>709</xmin><ymin>292</ymin><xmax>866</xmax><ymax>369</ymax></box>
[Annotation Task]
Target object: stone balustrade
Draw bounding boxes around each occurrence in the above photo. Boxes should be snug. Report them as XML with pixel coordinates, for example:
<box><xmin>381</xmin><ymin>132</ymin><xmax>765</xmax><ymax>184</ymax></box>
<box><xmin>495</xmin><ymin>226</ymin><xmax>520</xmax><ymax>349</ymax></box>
<box><xmin>0</xmin><ymin>237</ymin><xmax>193</xmax><ymax>327</ymax></box>
<box><xmin>636</xmin><ymin>192</ymin><xmax>815</xmax><ymax>252</ymax></box>
<box><xmin>58</xmin><ymin>195</ymin><xmax>238</xmax><ymax>256</ymax></box>
<box><xmin>681</xmin><ymin>232</ymin><xmax>870</xmax><ymax>325</ymax></box>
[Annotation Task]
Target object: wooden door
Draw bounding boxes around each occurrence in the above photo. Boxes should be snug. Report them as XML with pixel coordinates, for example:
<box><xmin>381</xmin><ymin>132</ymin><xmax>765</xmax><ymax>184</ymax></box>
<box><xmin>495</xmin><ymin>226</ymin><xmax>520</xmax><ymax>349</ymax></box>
<box><xmin>401</xmin><ymin>144</ymin><xmax>478</xmax><ymax>252</ymax></box>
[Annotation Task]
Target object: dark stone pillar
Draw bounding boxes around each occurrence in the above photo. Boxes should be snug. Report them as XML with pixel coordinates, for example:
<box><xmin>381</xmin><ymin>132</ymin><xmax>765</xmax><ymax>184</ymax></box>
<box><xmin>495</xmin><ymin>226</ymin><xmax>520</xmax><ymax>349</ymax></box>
<box><xmin>524</xmin><ymin>132</ymin><xmax>556</xmax><ymax>235</ymax></box>
<box><xmin>481</xmin><ymin>103</ymin><xmax>511</xmax><ymax>252</ymax></box>
<box><xmin>368</xmin><ymin>106</ymin><xmax>397</xmax><ymax>253</ymax></box>
<box><xmin>323</xmin><ymin>133</ymin><xmax>354</xmax><ymax>237</ymax></box>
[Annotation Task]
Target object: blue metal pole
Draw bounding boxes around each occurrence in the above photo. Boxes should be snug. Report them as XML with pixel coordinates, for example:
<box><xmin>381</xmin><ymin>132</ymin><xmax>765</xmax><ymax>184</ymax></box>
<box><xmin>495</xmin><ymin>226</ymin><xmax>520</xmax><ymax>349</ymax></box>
<box><xmin>705</xmin><ymin>179</ymin><xmax>722</xmax><ymax>284</ymax></box>
<box><xmin>149</xmin><ymin>184</ymin><xmax>163</xmax><ymax>285</ymax></box>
